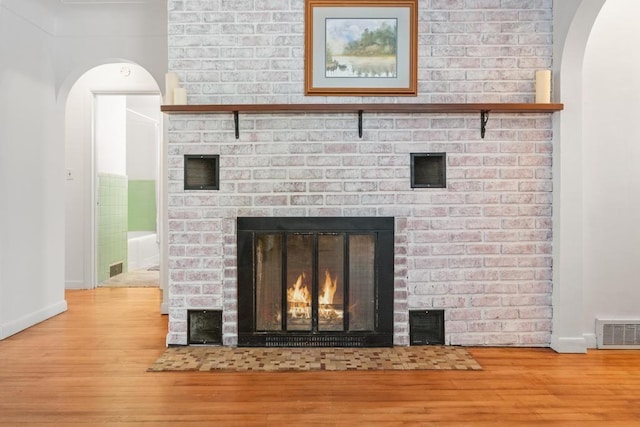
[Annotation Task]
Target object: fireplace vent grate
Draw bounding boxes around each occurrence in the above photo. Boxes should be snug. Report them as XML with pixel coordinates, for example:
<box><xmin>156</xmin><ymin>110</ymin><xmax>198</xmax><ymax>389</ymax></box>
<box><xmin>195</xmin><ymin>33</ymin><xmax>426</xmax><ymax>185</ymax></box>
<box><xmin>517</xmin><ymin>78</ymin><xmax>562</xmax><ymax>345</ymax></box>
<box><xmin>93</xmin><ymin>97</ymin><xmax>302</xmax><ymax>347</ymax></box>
<box><xmin>188</xmin><ymin>310</ymin><xmax>222</xmax><ymax>345</ymax></box>
<box><xmin>409</xmin><ymin>310</ymin><xmax>445</xmax><ymax>345</ymax></box>
<box><xmin>596</xmin><ymin>319</ymin><xmax>640</xmax><ymax>349</ymax></box>
<box><xmin>265</xmin><ymin>335</ymin><xmax>365</xmax><ymax>347</ymax></box>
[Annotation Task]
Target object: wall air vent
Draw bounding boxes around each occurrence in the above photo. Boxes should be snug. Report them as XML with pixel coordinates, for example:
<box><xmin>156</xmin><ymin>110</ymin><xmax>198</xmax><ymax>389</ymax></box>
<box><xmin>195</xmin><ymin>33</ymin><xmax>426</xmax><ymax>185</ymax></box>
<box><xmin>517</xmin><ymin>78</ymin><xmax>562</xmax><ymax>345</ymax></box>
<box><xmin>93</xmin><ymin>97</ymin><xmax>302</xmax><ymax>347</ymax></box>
<box><xmin>596</xmin><ymin>319</ymin><xmax>640</xmax><ymax>349</ymax></box>
<box><xmin>109</xmin><ymin>262</ymin><xmax>123</xmax><ymax>277</ymax></box>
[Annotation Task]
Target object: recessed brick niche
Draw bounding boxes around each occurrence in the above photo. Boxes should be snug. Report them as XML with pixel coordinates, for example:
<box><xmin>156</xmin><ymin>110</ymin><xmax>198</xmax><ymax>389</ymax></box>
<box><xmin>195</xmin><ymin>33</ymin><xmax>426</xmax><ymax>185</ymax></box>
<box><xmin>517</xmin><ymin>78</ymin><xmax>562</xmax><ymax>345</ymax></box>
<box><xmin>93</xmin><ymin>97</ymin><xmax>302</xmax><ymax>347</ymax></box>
<box><xmin>411</xmin><ymin>153</ymin><xmax>446</xmax><ymax>188</ymax></box>
<box><xmin>184</xmin><ymin>155</ymin><xmax>219</xmax><ymax>190</ymax></box>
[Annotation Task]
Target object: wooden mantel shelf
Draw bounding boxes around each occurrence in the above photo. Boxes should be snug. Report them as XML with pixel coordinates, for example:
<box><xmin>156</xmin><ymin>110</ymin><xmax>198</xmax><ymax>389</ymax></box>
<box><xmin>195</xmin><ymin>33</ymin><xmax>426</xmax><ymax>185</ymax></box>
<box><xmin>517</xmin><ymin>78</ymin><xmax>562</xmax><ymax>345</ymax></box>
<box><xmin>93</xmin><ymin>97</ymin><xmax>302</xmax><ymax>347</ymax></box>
<box><xmin>161</xmin><ymin>103</ymin><xmax>564</xmax><ymax>138</ymax></box>
<box><xmin>161</xmin><ymin>103</ymin><xmax>563</xmax><ymax>114</ymax></box>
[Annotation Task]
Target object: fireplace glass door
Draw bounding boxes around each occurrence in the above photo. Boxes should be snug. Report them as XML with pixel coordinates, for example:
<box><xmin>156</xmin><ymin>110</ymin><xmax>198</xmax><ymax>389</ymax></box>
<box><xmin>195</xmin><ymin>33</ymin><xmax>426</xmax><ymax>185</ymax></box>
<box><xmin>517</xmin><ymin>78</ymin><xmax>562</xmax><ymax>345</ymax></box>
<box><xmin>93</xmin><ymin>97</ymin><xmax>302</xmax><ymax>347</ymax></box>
<box><xmin>255</xmin><ymin>232</ymin><xmax>375</xmax><ymax>334</ymax></box>
<box><xmin>238</xmin><ymin>217</ymin><xmax>394</xmax><ymax>347</ymax></box>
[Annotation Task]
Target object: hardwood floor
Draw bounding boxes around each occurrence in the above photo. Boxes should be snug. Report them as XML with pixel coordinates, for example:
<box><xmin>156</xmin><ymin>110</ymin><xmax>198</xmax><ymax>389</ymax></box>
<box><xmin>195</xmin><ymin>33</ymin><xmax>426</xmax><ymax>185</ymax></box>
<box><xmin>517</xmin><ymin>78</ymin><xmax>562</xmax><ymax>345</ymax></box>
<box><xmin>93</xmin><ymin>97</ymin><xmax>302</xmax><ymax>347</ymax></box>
<box><xmin>1</xmin><ymin>288</ymin><xmax>640</xmax><ymax>425</ymax></box>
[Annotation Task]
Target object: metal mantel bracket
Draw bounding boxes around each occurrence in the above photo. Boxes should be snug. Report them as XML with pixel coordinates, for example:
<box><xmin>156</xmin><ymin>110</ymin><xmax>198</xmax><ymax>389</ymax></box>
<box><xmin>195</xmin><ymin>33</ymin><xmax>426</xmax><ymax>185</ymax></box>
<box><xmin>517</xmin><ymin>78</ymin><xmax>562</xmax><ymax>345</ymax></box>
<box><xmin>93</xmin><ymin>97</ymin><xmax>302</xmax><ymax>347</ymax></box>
<box><xmin>480</xmin><ymin>110</ymin><xmax>490</xmax><ymax>139</ymax></box>
<box><xmin>234</xmin><ymin>111</ymin><xmax>240</xmax><ymax>139</ymax></box>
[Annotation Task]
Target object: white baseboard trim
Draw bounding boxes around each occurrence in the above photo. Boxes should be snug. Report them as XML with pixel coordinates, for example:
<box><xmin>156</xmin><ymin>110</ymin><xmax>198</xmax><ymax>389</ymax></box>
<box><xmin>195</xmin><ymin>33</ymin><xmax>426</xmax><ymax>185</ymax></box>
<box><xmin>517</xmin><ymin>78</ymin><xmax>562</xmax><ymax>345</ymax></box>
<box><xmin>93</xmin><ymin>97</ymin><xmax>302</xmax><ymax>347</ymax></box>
<box><xmin>160</xmin><ymin>301</ymin><xmax>169</xmax><ymax>315</ymax></box>
<box><xmin>583</xmin><ymin>333</ymin><xmax>597</xmax><ymax>349</ymax></box>
<box><xmin>550</xmin><ymin>335</ymin><xmax>588</xmax><ymax>353</ymax></box>
<box><xmin>0</xmin><ymin>299</ymin><xmax>68</xmax><ymax>340</ymax></box>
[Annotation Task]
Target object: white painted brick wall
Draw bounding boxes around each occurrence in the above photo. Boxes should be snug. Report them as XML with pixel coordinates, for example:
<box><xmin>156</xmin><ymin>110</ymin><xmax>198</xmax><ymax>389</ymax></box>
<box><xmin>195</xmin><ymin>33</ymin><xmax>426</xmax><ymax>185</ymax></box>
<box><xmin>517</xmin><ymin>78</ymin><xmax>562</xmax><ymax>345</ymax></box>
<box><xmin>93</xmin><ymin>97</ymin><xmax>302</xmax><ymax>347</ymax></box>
<box><xmin>166</xmin><ymin>0</ymin><xmax>554</xmax><ymax>347</ymax></box>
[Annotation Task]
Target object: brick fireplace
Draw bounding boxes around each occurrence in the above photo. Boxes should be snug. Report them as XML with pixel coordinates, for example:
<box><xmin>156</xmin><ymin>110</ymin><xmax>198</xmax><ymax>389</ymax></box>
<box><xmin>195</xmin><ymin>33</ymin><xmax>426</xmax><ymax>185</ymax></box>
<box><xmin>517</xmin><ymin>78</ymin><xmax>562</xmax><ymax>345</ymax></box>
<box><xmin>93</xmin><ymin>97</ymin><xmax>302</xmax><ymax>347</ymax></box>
<box><xmin>166</xmin><ymin>0</ymin><xmax>554</xmax><ymax>347</ymax></box>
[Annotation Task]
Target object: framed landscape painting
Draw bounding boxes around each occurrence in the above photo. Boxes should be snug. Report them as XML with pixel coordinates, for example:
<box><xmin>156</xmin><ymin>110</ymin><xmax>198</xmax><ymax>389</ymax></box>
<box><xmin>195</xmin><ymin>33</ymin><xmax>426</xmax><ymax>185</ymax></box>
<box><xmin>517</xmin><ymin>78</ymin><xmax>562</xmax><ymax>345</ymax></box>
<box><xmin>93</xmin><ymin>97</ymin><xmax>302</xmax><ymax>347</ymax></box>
<box><xmin>305</xmin><ymin>0</ymin><xmax>418</xmax><ymax>96</ymax></box>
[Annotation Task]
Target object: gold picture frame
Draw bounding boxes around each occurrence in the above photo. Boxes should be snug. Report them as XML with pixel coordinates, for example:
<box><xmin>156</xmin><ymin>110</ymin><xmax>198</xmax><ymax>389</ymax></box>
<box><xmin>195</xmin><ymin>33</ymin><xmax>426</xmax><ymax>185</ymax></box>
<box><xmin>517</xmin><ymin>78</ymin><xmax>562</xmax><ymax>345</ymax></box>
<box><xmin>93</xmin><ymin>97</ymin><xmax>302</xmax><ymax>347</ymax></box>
<box><xmin>305</xmin><ymin>0</ymin><xmax>418</xmax><ymax>96</ymax></box>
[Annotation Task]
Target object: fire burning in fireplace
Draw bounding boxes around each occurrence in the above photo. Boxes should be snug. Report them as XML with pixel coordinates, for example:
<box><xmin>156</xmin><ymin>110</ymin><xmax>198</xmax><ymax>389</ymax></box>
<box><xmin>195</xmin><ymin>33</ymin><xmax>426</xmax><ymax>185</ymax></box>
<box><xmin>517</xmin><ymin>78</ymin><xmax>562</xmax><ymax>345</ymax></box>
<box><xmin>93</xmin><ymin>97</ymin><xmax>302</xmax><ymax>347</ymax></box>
<box><xmin>287</xmin><ymin>271</ymin><xmax>344</xmax><ymax>321</ymax></box>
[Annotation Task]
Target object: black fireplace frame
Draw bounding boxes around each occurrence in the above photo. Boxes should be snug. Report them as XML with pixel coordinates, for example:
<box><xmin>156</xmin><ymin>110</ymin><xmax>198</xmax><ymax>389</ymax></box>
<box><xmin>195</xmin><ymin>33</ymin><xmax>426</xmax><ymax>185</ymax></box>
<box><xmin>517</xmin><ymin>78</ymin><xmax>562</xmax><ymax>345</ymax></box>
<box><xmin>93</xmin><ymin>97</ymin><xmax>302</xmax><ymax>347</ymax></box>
<box><xmin>237</xmin><ymin>217</ymin><xmax>395</xmax><ymax>347</ymax></box>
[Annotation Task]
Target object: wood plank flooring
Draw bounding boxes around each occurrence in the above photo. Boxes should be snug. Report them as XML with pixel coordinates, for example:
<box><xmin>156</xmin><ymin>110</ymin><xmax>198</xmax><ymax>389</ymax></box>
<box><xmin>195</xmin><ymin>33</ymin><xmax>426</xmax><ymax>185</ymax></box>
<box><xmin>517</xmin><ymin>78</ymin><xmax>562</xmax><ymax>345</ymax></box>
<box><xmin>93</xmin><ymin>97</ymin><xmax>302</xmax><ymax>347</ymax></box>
<box><xmin>1</xmin><ymin>288</ymin><xmax>640</xmax><ymax>425</ymax></box>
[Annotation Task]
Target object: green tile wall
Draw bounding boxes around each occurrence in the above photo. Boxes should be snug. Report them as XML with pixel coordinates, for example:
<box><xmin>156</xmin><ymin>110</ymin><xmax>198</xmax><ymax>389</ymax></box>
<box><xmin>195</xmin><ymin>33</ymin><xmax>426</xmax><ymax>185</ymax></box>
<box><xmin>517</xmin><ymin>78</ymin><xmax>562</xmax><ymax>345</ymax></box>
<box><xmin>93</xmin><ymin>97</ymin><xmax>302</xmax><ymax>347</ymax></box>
<box><xmin>128</xmin><ymin>180</ymin><xmax>157</xmax><ymax>231</ymax></box>
<box><xmin>98</xmin><ymin>174</ymin><xmax>128</xmax><ymax>283</ymax></box>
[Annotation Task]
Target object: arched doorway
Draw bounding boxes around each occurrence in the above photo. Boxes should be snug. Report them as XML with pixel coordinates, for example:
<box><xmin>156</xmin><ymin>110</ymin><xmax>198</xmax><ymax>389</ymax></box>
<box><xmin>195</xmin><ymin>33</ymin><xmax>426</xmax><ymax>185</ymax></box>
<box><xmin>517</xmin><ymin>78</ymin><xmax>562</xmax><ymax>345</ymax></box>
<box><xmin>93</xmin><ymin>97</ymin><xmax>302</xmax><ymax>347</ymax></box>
<box><xmin>64</xmin><ymin>62</ymin><xmax>168</xmax><ymax>312</ymax></box>
<box><xmin>551</xmin><ymin>0</ymin><xmax>607</xmax><ymax>353</ymax></box>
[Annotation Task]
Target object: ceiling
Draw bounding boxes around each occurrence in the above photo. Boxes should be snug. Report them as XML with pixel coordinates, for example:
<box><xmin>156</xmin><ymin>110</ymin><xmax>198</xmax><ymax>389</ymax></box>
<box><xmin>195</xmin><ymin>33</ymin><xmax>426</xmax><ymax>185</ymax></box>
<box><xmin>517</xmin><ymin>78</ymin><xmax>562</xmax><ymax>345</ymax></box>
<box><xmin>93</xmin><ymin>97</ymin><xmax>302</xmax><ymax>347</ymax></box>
<box><xmin>24</xmin><ymin>0</ymin><xmax>154</xmax><ymax>15</ymax></box>
<box><xmin>60</xmin><ymin>0</ymin><xmax>151</xmax><ymax>4</ymax></box>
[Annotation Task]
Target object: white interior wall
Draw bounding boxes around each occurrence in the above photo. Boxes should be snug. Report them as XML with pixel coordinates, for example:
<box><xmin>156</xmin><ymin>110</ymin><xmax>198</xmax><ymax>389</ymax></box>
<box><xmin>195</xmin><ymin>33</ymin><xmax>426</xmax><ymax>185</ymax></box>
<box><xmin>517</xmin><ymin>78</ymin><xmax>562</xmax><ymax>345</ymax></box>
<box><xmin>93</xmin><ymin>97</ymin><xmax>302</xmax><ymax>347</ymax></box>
<box><xmin>0</xmin><ymin>0</ymin><xmax>67</xmax><ymax>339</ymax></box>
<box><xmin>126</xmin><ymin>96</ymin><xmax>160</xmax><ymax>181</ymax></box>
<box><xmin>51</xmin><ymin>1</ymin><xmax>167</xmax><ymax>98</ymax></box>
<box><xmin>96</xmin><ymin>95</ymin><xmax>127</xmax><ymax>175</ymax></box>
<box><xmin>64</xmin><ymin>77</ymin><xmax>90</xmax><ymax>290</ymax></box>
<box><xmin>582</xmin><ymin>0</ymin><xmax>640</xmax><ymax>343</ymax></box>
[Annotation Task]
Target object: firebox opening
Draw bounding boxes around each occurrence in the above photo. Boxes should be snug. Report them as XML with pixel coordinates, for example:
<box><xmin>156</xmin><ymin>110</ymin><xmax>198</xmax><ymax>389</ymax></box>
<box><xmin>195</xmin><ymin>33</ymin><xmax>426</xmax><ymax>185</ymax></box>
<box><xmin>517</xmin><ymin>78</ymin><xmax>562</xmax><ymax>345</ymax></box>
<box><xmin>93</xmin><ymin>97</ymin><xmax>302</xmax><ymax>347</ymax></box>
<box><xmin>237</xmin><ymin>217</ymin><xmax>394</xmax><ymax>347</ymax></box>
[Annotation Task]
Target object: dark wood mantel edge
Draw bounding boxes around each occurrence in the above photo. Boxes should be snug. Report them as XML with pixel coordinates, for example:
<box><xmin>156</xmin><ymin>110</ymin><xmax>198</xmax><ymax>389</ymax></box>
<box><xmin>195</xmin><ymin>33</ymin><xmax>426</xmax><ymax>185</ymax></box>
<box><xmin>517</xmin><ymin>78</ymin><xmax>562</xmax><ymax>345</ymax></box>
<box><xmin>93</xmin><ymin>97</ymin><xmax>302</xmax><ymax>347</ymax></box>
<box><xmin>161</xmin><ymin>103</ymin><xmax>564</xmax><ymax>115</ymax></box>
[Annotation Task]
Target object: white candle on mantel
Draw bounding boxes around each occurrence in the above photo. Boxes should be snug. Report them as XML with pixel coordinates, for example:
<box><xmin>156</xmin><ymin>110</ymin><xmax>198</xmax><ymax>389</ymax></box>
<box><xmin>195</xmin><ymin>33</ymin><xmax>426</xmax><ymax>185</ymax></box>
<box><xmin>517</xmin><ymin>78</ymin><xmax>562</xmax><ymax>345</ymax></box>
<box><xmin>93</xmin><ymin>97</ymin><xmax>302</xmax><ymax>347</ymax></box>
<box><xmin>165</xmin><ymin>72</ymin><xmax>179</xmax><ymax>105</ymax></box>
<box><xmin>173</xmin><ymin>87</ymin><xmax>187</xmax><ymax>105</ymax></box>
<box><xmin>535</xmin><ymin>70</ymin><xmax>551</xmax><ymax>104</ymax></box>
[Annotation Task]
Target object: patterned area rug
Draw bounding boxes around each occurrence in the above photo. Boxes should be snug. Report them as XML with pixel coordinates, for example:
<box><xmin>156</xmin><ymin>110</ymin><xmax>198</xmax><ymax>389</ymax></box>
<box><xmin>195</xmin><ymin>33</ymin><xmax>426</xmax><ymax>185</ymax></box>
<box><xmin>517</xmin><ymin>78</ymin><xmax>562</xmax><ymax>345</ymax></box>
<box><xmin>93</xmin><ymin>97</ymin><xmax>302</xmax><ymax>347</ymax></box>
<box><xmin>148</xmin><ymin>346</ymin><xmax>481</xmax><ymax>372</ymax></box>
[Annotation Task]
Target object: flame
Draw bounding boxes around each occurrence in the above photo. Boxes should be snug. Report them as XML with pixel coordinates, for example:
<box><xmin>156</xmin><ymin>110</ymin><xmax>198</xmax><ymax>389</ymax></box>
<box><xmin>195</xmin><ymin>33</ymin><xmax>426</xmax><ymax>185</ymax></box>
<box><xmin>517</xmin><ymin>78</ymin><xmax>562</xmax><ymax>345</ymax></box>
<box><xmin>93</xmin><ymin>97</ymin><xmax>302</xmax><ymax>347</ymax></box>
<box><xmin>287</xmin><ymin>273</ymin><xmax>311</xmax><ymax>319</ymax></box>
<box><xmin>319</xmin><ymin>270</ymin><xmax>338</xmax><ymax>306</ymax></box>
<box><xmin>286</xmin><ymin>270</ymin><xmax>343</xmax><ymax>321</ymax></box>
